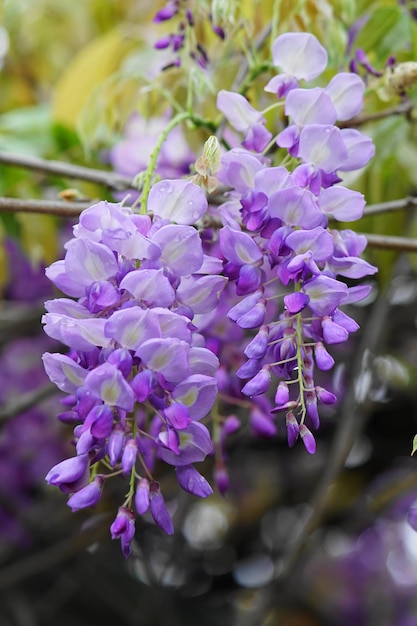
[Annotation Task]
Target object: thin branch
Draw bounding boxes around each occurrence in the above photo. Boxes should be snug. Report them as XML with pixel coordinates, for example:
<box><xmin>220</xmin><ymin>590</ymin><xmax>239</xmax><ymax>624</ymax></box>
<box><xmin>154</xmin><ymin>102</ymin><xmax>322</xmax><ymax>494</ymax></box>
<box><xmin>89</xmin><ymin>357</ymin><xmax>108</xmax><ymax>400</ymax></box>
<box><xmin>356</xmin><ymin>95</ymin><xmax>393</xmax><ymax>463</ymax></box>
<box><xmin>0</xmin><ymin>383</ymin><xmax>58</xmax><ymax>424</ymax></box>
<box><xmin>241</xmin><ymin>277</ymin><xmax>394</xmax><ymax>626</ymax></box>
<box><xmin>364</xmin><ymin>196</ymin><xmax>417</xmax><ymax>217</ymax></box>
<box><xmin>0</xmin><ymin>516</ymin><xmax>110</xmax><ymax>590</ymax></box>
<box><xmin>339</xmin><ymin>100</ymin><xmax>413</xmax><ymax>128</ymax></box>
<box><xmin>233</xmin><ymin>23</ymin><xmax>272</xmax><ymax>92</ymax></box>
<box><xmin>0</xmin><ymin>151</ymin><xmax>133</xmax><ymax>191</ymax></box>
<box><xmin>0</xmin><ymin>197</ymin><xmax>92</xmax><ymax>217</ymax></box>
<box><xmin>362</xmin><ymin>232</ymin><xmax>417</xmax><ymax>252</ymax></box>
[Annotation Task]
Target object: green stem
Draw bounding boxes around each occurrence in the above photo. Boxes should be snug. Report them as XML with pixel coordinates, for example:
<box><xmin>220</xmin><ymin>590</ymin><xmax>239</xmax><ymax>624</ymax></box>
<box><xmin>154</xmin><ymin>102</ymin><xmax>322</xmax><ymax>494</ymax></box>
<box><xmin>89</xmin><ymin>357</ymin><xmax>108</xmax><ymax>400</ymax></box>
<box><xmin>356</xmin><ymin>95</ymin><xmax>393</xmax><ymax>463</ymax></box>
<box><xmin>294</xmin><ymin>303</ymin><xmax>307</xmax><ymax>422</ymax></box>
<box><xmin>270</xmin><ymin>0</ymin><xmax>282</xmax><ymax>47</ymax></box>
<box><xmin>261</xmin><ymin>101</ymin><xmax>285</xmax><ymax>117</ymax></box>
<box><xmin>139</xmin><ymin>111</ymin><xmax>191</xmax><ymax>214</ymax></box>
<box><xmin>238</xmin><ymin>62</ymin><xmax>272</xmax><ymax>96</ymax></box>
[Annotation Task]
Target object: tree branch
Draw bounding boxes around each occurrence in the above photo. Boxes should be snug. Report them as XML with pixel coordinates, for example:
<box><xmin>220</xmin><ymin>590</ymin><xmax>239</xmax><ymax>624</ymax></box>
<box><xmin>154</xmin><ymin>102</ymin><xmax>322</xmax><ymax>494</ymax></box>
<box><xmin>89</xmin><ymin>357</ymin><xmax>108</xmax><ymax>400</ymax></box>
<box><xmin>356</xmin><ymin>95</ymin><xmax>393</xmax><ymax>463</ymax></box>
<box><xmin>240</xmin><ymin>274</ymin><xmax>394</xmax><ymax>626</ymax></box>
<box><xmin>364</xmin><ymin>196</ymin><xmax>417</xmax><ymax>216</ymax></box>
<box><xmin>339</xmin><ymin>100</ymin><xmax>413</xmax><ymax>128</ymax></box>
<box><xmin>0</xmin><ymin>383</ymin><xmax>58</xmax><ymax>424</ymax></box>
<box><xmin>362</xmin><ymin>232</ymin><xmax>417</xmax><ymax>252</ymax></box>
<box><xmin>0</xmin><ymin>197</ymin><xmax>92</xmax><ymax>217</ymax></box>
<box><xmin>0</xmin><ymin>516</ymin><xmax>111</xmax><ymax>590</ymax></box>
<box><xmin>0</xmin><ymin>151</ymin><xmax>133</xmax><ymax>191</ymax></box>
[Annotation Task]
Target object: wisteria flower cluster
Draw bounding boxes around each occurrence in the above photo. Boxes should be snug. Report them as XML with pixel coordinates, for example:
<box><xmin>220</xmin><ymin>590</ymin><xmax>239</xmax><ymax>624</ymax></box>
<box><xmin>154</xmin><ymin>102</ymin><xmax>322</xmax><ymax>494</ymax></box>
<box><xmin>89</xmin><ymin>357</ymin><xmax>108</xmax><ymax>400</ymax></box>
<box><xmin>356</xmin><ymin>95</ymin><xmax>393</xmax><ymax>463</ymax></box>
<box><xmin>43</xmin><ymin>32</ymin><xmax>377</xmax><ymax>556</ymax></box>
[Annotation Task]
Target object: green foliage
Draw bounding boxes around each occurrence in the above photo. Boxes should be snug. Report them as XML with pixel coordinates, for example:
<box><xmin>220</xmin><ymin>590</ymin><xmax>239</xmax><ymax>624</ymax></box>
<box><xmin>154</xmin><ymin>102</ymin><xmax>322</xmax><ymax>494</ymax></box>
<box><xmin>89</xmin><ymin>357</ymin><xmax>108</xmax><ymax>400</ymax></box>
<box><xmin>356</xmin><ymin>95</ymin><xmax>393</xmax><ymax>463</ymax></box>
<box><xmin>355</xmin><ymin>6</ymin><xmax>403</xmax><ymax>57</ymax></box>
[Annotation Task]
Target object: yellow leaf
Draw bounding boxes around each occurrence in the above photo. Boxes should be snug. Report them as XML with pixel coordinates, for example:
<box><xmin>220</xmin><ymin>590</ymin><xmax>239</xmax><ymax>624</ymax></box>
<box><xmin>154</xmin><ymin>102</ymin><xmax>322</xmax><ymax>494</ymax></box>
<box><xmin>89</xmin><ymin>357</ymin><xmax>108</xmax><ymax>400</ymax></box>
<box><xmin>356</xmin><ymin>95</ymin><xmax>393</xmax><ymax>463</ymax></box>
<box><xmin>17</xmin><ymin>214</ymin><xmax>58</xmax><ymax>266</ymax></box>
<box><xmin>52</xmin><ymin>28</ymin><xmax>138</xmax><ymax>129</ymax></box>
<box><xmin>0</xmin><ymin>224</ymin><xmax>9</xmax><ymax>296</ymax></box>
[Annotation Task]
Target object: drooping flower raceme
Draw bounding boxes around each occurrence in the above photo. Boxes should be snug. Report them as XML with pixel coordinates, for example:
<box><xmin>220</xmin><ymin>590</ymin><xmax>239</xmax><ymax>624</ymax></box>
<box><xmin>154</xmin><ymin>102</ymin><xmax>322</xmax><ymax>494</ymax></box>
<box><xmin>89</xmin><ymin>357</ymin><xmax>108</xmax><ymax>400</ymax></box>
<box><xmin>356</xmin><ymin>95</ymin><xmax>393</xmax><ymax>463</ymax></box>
<box><xmin>214</xmin><ymin>31</ymin><xmax>376</xmax><ymax>454</ymax></box>
<box><xmin>43</xmin><ymin>30</ymin><xmax>376</xmax><ymax>556</ymax></box>
<box><xmin>43</xmin><ymin>181</ymin><xmax>225</xmax><ymax>556</ymax></box>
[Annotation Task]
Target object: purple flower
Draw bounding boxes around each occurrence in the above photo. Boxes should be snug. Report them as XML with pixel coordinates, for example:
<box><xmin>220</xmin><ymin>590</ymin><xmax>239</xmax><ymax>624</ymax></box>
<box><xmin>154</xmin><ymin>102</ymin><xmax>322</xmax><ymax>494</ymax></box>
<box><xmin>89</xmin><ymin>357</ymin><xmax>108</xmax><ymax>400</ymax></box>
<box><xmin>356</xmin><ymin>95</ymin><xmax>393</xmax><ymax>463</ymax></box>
<box><xmin>107</xmin><ymin>425</ymin><xmax>125</xmax><ymax>466</ymax></box>
<box><xmin>84</xmin><ymin>404</ymin><xmax>114</xmax><ymax>439</ymax></box>
<box><xmin>135</xmin><ymin>478</ymin><xmax>150</xmax><ymax>514</ymax></box>
<box><xmin>267</xmin><ymin>187</ymin><xmax>323</xmax><ymax>228</ymax></box>
<box><xmin>172</xmin><ymin>374</ymin><xmax>218</xmax><ymax>420</ymax></box>
<box><xmin>42</xmin><ymin>353</ymin><xmax>87</xmax><ymax>393</ymax></box>
<box><xmin>314</xmin><ymin>342</ymin><xmax>335</xmax><ymax>370</ymax></box>
<box><xmin>164</xmin><ymin>403</ymin><xmax>190</xmax><ymax>429</ymax></box>
<box><xmin>153</xmin><ymin>2</ymin><xmax>178</xmax><ymax>22</ymax></box>
<box><xmin>149</xmin><ymin>484</ymin><xmax>174</xmax><ymax>534</ymax></box>
<box><xmin>241</xmin><ymin>366</ymin><xmax>271</xmax><ymax>396</ymax></box>
<box><xmin>303</xmin><ymin>275</ymin><xmax>348</xmax><ymax>316</ymax></box>
<box><xmin>158</xmin><ymin>421</ymin><xmax>213</xmax><ymax>466</ymax></box>
<box><xmin>219</xmin><ymin>226</ymin><xmax>263</xmax><ymax>266</ymax></box>
<box><xmin>150</xmin><ymin>224</ymin><xmax>204</xmax><ymax>275</ymax></box>
<box><xmin>217</xmin><ymin>90</ymin><xmax>263</xmax><ymax>132</ymax></box>
<box><xmin>297</xmin><ymin>125</ymin><xmax>348</xmax><ymax>173</ymax></box>
<box><xmin>214</xmin><ymin>465</ymin><xmax>229</xmax><ymax>495</ymax></box>
<box><xmin>136</xmin><ymin>337</ymin><xmax>190</xmax><ymax>383</ymax></box>
<box><xmin>324</xmin><ymin>73</ymin><xmax>365</xmax><ymax>121</ymax></box>
<box><xmin>46</xmin><ymin>454</ymin><xmax>89</xmax><ymax>487</ymax></box>
<box><xmin>318</xmin><ymin>186</ymin><xmax>365</xmax><ymax>221</ymax></box>
<box><xmin>104</xmin><ymin>308</ymin><xmax>161</xmax><ymax>351</ymax></box>
<box><xmin>176</xmin><ymin>275</ymin><xmax>228</xmax><ymax>314</ymax></box>
<box><xmin>67</xmin><ymin>476</ymin><xmax>103</xmax><ymax>511</ymax></box>
<box><xmin>339</xmin><ymin>128</ymin><xmax>375</xmax><ymax>171</ymax></box>
<box><xmin>218</xmin><ymin>149</ymin><xmax>264</xmax><ymax>193</ymax></box>
<box><xmin>176</xmin><ymin>465</ymin><xmax>213</xmax><ymax>497</ymax></box>
<box><xmin>84</xmin><ymin>363</ymin><xmax>135</xmax><ymax>411</ymax></box>
<box><xmin>299</xmin><ymin>424</ymin><xmax>316</xmax><ymax>454</ymax></box>
<box><xmin>286</xmin><ymin>412</ymin><xmax>300</xmax><ymax>447</ymax></box>
<box><xmin>110</xmin><ymin>507</ymin><xmax>136</xmax><ymax>557</ymax></box>
<box><xmin>244</xmin><ymin>326</ymin><xmax>269</xmax><ymax>359</ymax></box>
<box><xmin>217</xmin><ymin>90</ymin><xmax>272</xmax><ymax>152</ymax></box>
<box><xmin>148</xmin><ymin>179</ymin><xmax>208</xmax><ymax>225</ymax></box>
<box><xmin>284</xmin><ymin>88</ymin><xmax>337</xmax><ymax>127</ymax></box>
<box><xmin>322</xmin><ymin>316</ymin><xmax>350</xmax><ymax>344</ymax></box>
<box><xmin>120</xmin><ymin>268</ymin><xmax>176</xmax><ymax>307</ymax></box>
<box><xmin>271</xmin><ymin>32</ymin><xmax>328</xmax><ymax>81</ymax></box>
<box><xmin>121</xmin><ymin>438</ymin><xmax>137</xmax><ymax>474</ymax></box>
<box><xmin>250</xmin><ymin>407</ymin><xmax>277</xmax><ymax>438</ymax></box>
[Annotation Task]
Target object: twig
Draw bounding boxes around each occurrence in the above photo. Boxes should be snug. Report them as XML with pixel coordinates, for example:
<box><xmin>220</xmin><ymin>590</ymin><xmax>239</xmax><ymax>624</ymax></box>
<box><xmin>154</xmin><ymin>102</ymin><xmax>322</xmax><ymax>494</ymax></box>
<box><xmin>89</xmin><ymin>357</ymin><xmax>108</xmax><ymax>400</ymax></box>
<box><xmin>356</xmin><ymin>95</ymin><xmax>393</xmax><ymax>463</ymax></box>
<box><xmin>0</xmin><ymin>151</ymin><xmax>133</xmax><ymax>191</ymax></box>
<box><xmin>364</xmin><ymin>196</ymin><xmax>417</xmax><ymax>216</ymax></box>
<box><xmin>362</xmin><ymin>232</ymin><xmax>417</xmax><ymax>252</ymax></box>
<box><xmin>0</xmin><ymin>197</ymin><xmax>92</xmax><ymax>217</ymax></box>
<box><xmin>0</xmin><ymin>383</ymin><xmax>58</xmax><ymax>423</ymax></box>
<box><xmin>240</xmin><ymin>278</ymin><xmax>393</xmax><ymax>626</ymax></box>
<box><xmin>339</xmin><ymin>100</ymin><xmax>413</xmax><ymax>128</ymax></box>
<box><xmin>233</xmin><ymin>24</ymin><xmax>272</xmax><ymax>93</ymax></box>
<box><xmin>0</xmin><ymin>516</ymin><xmax>110</xmax><ymax>590</ymax></box>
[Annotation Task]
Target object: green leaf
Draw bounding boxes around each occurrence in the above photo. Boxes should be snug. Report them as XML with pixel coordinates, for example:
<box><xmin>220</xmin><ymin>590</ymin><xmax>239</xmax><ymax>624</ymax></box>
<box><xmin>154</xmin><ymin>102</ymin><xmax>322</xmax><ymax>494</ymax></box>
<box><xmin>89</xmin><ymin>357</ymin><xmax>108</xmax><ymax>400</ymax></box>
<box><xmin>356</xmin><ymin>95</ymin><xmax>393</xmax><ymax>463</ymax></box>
<box><xmin>354</xmin><ymin>6</ymin><xmax>402</xmax><ymax>57</ymax></box>
<box><xmin>412</xmin><ymin>435</ymin><xmax>417</xmax><ymax>456</ymax></box>
<box><xmin>0</xmin><ymin>212</ymin><xmax>21</xmax><ymax>239</ymax></box>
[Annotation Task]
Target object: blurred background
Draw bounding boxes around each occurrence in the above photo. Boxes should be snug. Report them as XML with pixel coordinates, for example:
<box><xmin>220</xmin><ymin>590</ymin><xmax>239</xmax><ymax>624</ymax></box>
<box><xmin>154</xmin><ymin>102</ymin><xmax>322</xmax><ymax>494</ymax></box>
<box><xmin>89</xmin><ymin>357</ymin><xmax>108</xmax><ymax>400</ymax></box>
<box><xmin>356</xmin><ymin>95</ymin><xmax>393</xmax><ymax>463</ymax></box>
<box><xmin>2</xmin><ymin>1</ymin><xmax>417</xmax><ymax>624</ymax></box>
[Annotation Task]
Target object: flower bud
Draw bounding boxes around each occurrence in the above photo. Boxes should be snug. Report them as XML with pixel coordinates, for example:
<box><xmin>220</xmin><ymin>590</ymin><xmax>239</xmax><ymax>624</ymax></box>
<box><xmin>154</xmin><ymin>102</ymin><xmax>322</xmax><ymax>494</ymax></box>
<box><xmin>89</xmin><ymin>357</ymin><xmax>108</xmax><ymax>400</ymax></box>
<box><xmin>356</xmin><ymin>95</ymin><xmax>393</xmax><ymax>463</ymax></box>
<box><xmin>176</xmin><ymin>465</ymin><xmax>213</xmax><ymax>498</ymax></box>
<box><xmin>149</xmin><ymin>483</ymin><xmax>174</xmax><ymax>535</ymax></box>
<box><xmin>135</xmin><ymin>478</ymin><xmax>150</xmax><ymax>515</ymax></box>
<box><xmin>299</xmin><ymin>424</ymin><xmax>316</xmax><ymax>454</ymax></box>
<box><xmin>286</xmin><ymin>412</ymin><xmax>299</xmax><ymax>448</ymax></box>
<box><xmin>67</xmin><ymin>476</ymin><xmax>103</xmax><ymax>511</ymax></box>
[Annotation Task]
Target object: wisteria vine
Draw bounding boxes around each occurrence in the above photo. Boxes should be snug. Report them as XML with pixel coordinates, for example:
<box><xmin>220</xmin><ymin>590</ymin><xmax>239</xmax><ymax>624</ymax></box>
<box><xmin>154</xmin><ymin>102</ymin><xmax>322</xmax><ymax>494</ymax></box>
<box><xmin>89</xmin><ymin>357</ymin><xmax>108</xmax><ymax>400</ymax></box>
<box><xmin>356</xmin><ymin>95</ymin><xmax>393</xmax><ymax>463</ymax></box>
<box><xmin>42</xmin><ymin>32</ymin><xmax>377</xmax><ymax>557</ymax></box>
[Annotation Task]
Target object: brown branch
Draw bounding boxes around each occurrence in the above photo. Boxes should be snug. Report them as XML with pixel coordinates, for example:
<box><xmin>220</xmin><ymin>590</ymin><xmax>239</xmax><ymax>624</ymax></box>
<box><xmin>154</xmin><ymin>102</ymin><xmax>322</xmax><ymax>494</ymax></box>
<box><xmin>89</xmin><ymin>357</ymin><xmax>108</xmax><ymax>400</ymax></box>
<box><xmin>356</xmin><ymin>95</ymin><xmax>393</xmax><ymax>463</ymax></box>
<box><xmin>0</xmin><ymin>515</ymin><xmax>111</xmax><ymax>590</ymax></box>
<box><xmin>241</xmin><ymin>273</ymin><xmax>395</xmax><ymax>626</ymax></box>
<box><xmin>0</xmin><ymin>151</ymin><xmax>133</xmax><ymax>191</ymax></box>
<box><xmin>339</xmin><ymin>100</ymin><xmax>413</xmax><ymax>128</ymax></box>
<box><xmin>362</xmin><ymin>232</ymin><xmax>417</xmax><ymax>252</ymax></box>
<box><xmin>0</xmin><ymin>197</ymin><xmax>92</xmax><ymax>217</ymax></box>
<box><xmin>0</xmin><ymin>383</ymin><xmax>58</xmax><ymax>424</ymax></box>
<box><xmin>364</xmin><ymin>196</ymin><xmax>417</xmax><ymax>216</ymax></box>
